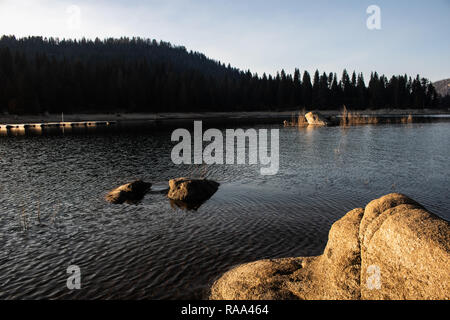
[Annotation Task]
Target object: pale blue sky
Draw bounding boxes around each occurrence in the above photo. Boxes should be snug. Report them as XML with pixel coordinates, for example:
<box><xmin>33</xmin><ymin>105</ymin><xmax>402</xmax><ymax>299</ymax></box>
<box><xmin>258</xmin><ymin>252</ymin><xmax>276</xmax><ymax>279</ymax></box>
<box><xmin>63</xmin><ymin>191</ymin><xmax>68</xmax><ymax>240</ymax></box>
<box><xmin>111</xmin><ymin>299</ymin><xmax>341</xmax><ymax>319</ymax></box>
<box><xmin>0</xmin><ymin>0</ymin><xmax>449</xmax><ymax>81</ymax></box>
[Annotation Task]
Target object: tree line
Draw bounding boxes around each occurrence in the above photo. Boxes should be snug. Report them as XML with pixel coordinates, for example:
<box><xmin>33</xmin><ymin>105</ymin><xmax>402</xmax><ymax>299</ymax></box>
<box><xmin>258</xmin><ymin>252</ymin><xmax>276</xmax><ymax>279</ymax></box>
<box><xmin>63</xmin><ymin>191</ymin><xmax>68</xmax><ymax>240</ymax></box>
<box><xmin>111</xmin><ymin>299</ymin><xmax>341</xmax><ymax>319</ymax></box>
<box><xmin>0</xmin><ymin>35</ymin><xmax>443</xmax><ymax>115</ymax></box>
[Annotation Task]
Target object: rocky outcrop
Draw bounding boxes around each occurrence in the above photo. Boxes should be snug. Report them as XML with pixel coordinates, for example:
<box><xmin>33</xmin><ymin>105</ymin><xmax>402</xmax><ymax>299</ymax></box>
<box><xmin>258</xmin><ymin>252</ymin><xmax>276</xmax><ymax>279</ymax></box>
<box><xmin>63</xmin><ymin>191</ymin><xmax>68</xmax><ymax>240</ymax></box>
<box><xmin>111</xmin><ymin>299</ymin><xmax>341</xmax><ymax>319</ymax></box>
<box><xmin>167</xmin><ymin>177</ymin><xmax>219</xmax><ymax>202</ymax></box>
<box><xmin>305</xmin><ymin>111</ymin><xmax>329</xmax><ymax>126</ymax></box>
<box><xmin>359</xmin><ymin>194</ymin><xmax>450</xmax><ymax>299</ymax></box>
<box><xmin>210</xmin><ymin>193</ymin><xmax>450</xmax><ymax>300</ymax></box>
<box><xmin>433</xmin><ymin>78</ymin><xmax>450</xmax><ymax>97</ymax></box>
<box><xmin>105</xmin><ymin>180</ymin><xmax>152</xmax><ymax>204</ymax></box>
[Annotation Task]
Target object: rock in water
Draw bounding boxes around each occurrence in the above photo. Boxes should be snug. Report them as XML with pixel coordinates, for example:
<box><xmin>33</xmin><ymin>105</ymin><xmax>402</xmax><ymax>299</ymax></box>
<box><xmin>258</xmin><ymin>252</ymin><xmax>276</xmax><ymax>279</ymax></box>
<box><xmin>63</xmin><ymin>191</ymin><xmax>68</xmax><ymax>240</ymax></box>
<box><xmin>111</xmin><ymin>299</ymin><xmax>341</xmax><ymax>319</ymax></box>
<box><xmin>105</xmin><ymin>180</ymin><xmax>152</xmax><ymax>204</ymax></box>
<box><xmin>149</xmin><ymin>182</ymin><xmax>170</xmax><ymax>194</ymax></box>
<box><xmin>167</xmin><ymin>177</ymin><xmax>219</xmax><ymax>202</ymax></box>
<box><xmin>305</xmin><ymin>111</ymin><xmax>329</xmax><ymax>125</ymax></box>
<box><xmin>210</xmin><ymin>193</ymin><xmax>450</xmax><ymax>300</ymax></box>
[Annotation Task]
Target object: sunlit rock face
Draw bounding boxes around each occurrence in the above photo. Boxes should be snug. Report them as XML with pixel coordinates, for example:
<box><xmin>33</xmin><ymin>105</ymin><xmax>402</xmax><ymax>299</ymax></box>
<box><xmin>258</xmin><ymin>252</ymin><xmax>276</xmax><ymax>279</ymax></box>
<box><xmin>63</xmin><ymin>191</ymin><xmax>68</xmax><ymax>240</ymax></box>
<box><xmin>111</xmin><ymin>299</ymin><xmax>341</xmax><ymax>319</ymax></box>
<box><xmin>167</xmin><ymin>178</ymin><xmax>219</xmax><ymax>203</ymax></box>
<box><xmin>359</xmin><ymin>194</ymin><xmax>450</xmax><ymax>300</ymax></box>
<box><xmin>105</xmin><ymin>180</ymin><xmax>152</xmax><ymax>204</ymax></box>
<box><xmin>210</xmin><ymin>193</ymin><xmax>450</xmax><ymax>300</ymax></box>
<box><xmin>305</xmin><ymin>111</ymin><xmax>329</xmax><ymax>126</ymax></box>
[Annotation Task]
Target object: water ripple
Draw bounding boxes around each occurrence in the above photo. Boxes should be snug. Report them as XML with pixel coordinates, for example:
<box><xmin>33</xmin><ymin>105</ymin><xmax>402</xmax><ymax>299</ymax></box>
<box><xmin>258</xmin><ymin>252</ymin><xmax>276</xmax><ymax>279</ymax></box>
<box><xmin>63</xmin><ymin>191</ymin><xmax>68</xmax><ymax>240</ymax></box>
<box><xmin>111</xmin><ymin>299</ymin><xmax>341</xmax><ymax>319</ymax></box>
<box><xmin>0</xmin><ymin>123</ymin><xmax>449</xmax><ymax>299</ymax></box>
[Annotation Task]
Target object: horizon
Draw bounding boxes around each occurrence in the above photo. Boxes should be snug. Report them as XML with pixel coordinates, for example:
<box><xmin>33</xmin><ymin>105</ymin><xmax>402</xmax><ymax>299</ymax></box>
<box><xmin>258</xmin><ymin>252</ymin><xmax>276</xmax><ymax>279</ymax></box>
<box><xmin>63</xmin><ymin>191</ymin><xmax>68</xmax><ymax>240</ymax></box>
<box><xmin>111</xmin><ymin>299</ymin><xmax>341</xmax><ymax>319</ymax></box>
<box><xmin>0</xmin><ymin>0</ymin><xmax>449</xmax><ymax>82</ymax></box>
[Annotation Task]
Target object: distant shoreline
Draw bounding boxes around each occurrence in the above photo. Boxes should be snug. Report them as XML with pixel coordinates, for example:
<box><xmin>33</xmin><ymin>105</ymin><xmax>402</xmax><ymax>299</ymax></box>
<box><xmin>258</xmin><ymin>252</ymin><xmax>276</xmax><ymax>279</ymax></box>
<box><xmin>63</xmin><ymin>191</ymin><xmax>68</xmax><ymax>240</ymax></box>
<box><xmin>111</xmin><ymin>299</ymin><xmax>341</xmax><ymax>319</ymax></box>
<box><xmin>1</xmin><ymin>108</ymin><xmax>449</xmax><ymax>126</ymax></box>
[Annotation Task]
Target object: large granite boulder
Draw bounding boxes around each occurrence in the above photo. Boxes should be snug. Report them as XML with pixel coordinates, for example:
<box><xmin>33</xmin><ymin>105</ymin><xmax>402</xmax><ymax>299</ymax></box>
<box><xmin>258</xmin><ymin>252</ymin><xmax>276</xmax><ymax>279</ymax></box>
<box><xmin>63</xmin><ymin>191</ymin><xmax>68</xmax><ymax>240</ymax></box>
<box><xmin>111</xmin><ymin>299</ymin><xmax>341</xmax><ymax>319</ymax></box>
<box><xmin>167</xmin><ymin>177</ymin><xmax>219</xmax><ymax>202</ymax></box>
<box><xmin>105</xmin><ymin>180</ymin><xmax>151</xmax><ymax>204</ymax></box>
<box><xmin>305</xmin><ymin>111</ymin><xmax>329</xmax><ymax>126</ymax></box>
<box><xmin>210</xmin><ymin>193</ymin><xmax>450</xmax><ymax>300</ymax></box>
<box><xmin>359</xmin><ymin>194</ymin><xmax>450</xmax><ymax>299</ymax></box>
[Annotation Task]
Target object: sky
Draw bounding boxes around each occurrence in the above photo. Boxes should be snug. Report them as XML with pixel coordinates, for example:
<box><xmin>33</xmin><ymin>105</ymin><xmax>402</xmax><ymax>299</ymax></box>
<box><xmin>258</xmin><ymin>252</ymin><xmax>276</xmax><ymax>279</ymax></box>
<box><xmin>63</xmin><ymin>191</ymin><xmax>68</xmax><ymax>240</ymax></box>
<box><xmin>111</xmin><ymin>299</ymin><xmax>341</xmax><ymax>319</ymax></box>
<box><xmin>0</xmin><ymin>0</ymin><xmax>449</xmax><ymax>81</ymax></box>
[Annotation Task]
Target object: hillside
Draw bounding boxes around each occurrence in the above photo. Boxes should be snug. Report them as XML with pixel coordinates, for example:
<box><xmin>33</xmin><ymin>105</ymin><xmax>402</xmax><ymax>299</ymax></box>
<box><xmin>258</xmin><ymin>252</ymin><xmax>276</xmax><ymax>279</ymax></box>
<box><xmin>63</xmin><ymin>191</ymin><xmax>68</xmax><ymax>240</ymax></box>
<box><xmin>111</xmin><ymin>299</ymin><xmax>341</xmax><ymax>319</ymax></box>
<box><xmin>433</xmin><ymin>78</ymin><xmax>450</xmax><ymax>97</ymax></box>
<box><xmin>0</xmin><ymin>35</ymin><xmax>441</xmax><ymax>114</ymax></box>
<box><xmin>0</xmin><ymin>35</ymin><xmax>240</xmax><ymax>78</ymax></box>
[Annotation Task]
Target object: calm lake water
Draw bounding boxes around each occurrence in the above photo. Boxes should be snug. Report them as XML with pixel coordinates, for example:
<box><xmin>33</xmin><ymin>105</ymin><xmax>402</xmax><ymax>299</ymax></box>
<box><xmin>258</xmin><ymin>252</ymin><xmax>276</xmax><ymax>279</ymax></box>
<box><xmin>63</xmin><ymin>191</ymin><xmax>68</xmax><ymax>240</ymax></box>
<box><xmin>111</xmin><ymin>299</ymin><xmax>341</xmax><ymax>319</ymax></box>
<box><xmin>0</xmin><ymin>122</ymin><xmax>449</xmax><ymax>299</ymax></box>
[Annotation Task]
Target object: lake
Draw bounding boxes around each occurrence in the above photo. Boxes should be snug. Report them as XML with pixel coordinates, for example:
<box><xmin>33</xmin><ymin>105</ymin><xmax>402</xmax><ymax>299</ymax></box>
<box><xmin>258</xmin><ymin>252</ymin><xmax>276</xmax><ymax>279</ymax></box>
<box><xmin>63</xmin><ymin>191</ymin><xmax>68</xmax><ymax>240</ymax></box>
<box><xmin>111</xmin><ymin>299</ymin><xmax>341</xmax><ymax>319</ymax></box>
<box><xmin>0</xmin><ymin>122</ymin><xmax>449</xmax><ymax>299</ymax></box>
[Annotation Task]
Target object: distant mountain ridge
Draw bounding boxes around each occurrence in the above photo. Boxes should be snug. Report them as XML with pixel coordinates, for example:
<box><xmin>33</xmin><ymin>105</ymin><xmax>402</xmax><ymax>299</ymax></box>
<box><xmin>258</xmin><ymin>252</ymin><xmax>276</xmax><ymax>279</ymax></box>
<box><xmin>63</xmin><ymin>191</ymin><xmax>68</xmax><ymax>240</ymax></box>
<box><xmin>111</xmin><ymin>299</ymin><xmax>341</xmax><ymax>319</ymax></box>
<box><xmin>433</xmin><ymin>79</ymin><xmax>450</xmax><ymax>97</ymax></box>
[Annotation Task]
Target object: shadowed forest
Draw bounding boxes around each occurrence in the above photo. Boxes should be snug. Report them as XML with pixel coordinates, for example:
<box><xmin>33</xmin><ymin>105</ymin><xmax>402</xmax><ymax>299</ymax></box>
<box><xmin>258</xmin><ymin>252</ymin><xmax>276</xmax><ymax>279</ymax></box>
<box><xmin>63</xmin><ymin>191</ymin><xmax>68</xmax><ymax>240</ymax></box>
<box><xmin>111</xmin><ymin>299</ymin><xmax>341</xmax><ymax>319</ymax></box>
<box><xmin>0</xmin><ymin>36</ymin><xmax>444</xmax><ymax>114</ymax></box>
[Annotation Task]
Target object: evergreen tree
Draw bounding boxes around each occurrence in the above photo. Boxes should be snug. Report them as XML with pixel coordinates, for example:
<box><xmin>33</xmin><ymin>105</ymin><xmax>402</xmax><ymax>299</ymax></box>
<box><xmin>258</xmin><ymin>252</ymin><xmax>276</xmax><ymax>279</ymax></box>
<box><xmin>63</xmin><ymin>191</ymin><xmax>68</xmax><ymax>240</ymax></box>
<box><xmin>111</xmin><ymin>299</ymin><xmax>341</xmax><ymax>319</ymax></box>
<box><xmin>0</xmin><ymin>35</ymin><xmax>441</xmax><ymax>114</ymax></box>
<box><xmin>312</xmin><ymin>70</ymin><xmax>320</xmax><ymax>107</ymax></box>
<box><xmin>302</xmin><ymin>71</ymin><xmax>313</xmax><ymax>108</ymax></box>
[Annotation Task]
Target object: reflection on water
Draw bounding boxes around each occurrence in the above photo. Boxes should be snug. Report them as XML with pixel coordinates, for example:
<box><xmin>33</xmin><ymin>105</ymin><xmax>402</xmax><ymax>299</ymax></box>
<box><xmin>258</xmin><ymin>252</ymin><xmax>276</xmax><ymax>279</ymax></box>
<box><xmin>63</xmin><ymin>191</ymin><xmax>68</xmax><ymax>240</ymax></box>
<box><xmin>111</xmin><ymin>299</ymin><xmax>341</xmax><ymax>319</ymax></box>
<box><xmin>169</xmin><ymin>199</ymin><xmax>207</xmax><ymax>211</ymax></box>
<box><xmin>0</xmin><ymin>122</ymin><xmax>116</xmax><ymax>137</ymax></box>
<box><xmin>0</xmin><ymin>123</ymin><xmax>449</xmax><ymax>299</ymax></box>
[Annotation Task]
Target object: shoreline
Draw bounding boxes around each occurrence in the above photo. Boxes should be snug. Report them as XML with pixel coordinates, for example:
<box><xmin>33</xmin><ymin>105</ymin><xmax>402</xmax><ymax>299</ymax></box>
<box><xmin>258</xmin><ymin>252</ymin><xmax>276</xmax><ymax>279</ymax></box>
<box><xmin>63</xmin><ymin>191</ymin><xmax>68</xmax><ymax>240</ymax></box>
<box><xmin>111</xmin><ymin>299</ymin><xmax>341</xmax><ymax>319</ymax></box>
<box><xmin>1</xmin><ymin>109</ymin><xmax>449</xmax><ymax>135</ymax></box>
<box><xmin>1</xmin><ymin>108</ymin><xmax>449</xmax><ymax>125</ymax></box>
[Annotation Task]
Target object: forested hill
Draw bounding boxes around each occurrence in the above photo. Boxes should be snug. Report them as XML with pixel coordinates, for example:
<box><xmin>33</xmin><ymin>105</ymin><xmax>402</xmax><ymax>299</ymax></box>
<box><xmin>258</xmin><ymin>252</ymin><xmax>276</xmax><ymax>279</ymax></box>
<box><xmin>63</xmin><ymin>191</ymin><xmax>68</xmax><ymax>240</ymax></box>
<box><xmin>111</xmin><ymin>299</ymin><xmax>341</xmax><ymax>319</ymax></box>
<box><xmin>0</xmin><ymin>35</ymin><xmax>443</xmax><ymax>115</ymax></box>
<box><xmin>0</xmin><ymin>36</ymin><xmax>239</xmax><ymax>78</ymax></box>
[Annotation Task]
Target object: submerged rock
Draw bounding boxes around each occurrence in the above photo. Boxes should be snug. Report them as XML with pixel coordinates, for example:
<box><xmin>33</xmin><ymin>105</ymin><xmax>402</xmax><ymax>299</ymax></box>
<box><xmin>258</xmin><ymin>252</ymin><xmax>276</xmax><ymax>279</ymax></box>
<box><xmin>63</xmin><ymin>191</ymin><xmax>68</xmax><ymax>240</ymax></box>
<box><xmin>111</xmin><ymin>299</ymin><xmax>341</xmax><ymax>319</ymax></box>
<box><xmin>105</xmin><ymin>180</ymin><xmax>152</xmax><ymax>204</ymax></box>
<box><xmin>167</xmin><ymin>177</ymin><xmax>219</xmax><ymax>202</ymax></box>
<box><xmin>210</xmin><ymin>193</ymin><xmax>450</xmax><ymax>300</ymax></box>
<box><xmin>305</xmin><ymin>111</ymin><xmax>329</xmax><ymax>126</ymax></box>
<box><xmin>148</xmin><ymin>182</ymin><xmax>170</xmax><ymax>194</ymax></box>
